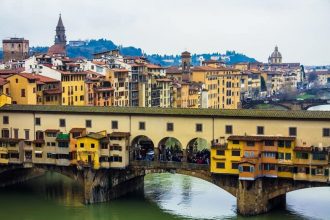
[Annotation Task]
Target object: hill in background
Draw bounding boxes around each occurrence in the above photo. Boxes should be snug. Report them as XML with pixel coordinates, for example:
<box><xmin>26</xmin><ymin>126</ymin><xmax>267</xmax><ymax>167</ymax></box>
<box><xmin>1</xmin><ymin>39</ymin><xmax>257</xmax><ymax>66</ymax></box>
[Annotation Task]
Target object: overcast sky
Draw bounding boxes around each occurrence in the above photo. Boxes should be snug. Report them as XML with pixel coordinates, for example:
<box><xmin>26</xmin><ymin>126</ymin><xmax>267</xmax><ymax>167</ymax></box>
<box><xmin>1</xmin><ymin>0</ymin><xmax>329</xmax><ymax>65</ymax></box>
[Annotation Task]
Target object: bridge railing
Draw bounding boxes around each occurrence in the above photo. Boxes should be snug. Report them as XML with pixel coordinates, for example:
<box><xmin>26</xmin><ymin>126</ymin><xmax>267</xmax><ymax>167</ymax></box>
<box><xmin>130</xmin><ymin>160</ymin><xmax>209</xmax><ymax>171</ymax></box>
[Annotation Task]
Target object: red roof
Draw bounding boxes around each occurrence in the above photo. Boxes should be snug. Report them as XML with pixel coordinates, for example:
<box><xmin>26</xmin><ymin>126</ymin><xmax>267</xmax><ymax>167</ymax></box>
<box><xmin>47</xmin><ymin>44</ymin><xmax>66</xmax><ymax>56</ymax></box>
<box><xmin>0</xmin><ymin>78</ymin><xmax>8</xmax><ymax>86</ymax></box>
<box><xmin>18</xmin><ymin>73</ymin><xmax>59</xmax><ymax>83</ymax></box>
<box><xmin>0</xmin><ymin>68</ymin><xmax>24</xmax><ymax>76</ymax></box>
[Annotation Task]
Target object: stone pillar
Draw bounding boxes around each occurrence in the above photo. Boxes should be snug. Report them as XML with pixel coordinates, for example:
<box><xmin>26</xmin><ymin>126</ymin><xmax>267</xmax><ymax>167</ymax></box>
<box><xmin>83</xmin><ymin>168</ymin><xmax>145</xmax><ymax>204</ymax></box>
<box><xmin>182</xmin><ymin>149</ymin><xmax>188</xmax><ymax>162</ymax></box>
<box><xmin>237</xmin><ymin>178</ymin><xmax>286</xmax><ymax>216</ymax></box>
<box><xmin>154</xmin><ymin>148</ymin><xmax>159</xmax><ymax>162</ymax></box>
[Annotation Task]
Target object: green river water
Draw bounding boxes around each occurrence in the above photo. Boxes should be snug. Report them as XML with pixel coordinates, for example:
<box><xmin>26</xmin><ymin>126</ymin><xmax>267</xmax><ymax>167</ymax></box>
<box><xmin>0</xmin><ymin>172</ymin><xmax>329</xmax><ymax>220</ymax></box>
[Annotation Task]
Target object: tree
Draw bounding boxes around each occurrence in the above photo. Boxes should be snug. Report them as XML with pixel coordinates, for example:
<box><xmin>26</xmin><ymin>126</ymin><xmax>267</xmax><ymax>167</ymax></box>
<box><xmin>308</xmin><ymin>72</ymin><xmax>318</xmax><ymax>83</ymax></box>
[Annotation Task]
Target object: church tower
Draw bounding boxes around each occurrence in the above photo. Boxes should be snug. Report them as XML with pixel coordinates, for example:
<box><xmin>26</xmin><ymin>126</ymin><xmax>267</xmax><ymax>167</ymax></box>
<box><xmin>54</xmin><ymin>14</ymin><xmax>66</xmax><ymax>45</ymax></box>
<box><xmin>181</xmin><ymin>51</ymin><xmax>191</xmax><ymax>81</ymax></box>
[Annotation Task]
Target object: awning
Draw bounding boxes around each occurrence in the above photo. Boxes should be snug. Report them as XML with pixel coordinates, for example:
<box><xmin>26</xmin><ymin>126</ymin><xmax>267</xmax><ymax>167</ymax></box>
<box><xmin>35</xmin><ymin>151</ymin><xmax>43</xmax><ymax>154</ymax></box>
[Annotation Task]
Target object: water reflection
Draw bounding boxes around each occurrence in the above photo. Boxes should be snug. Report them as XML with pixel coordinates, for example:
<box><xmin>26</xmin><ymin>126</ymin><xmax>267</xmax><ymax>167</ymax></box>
<box><xmin>0</xmin><ymin>172</ymin><xmax>329</xmax><ymax>220</ymax></box>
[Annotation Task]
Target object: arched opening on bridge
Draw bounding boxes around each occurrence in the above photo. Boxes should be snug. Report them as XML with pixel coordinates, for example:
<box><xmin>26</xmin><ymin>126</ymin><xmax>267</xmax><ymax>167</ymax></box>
<box><xmin>144</xmin><ymin>173</ymin><xmax>236</xmax><ymax>218</ymax></box>
<box><xmin>286</xmin><ymin>187</ymin><xmax>330</xmax><ymax>219</ymax></box>
<box><xmin>131</xmin><ymin>135</ymin><xmax>155</xmax><ymax>161</ymax></box>
<box><xmin>158</xmin><ymin>137</ymin><xmax>183</xmax><ymax>162</ymax></box>
<box><xmin>186</xmin><ymin>138</ymin><xmax>210</xmax><ymax>164</ymax></box>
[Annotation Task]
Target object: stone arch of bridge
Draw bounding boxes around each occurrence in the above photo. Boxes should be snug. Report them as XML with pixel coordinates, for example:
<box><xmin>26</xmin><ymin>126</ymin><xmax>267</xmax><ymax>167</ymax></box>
<box><xmin>142</xmin><ymin>167</ymin><xmax>238</xmax><ymax>197</ymax></box>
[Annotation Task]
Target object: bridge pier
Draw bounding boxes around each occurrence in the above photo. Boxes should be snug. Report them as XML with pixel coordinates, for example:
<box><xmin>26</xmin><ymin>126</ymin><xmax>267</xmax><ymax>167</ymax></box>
<box><xmin>83</xmin><ymin>168</ymin><xmax>145</xmax><ymax>204</ymax></box>
<box><xmin>237</xmin><ymin>178</ymin><xmax>286</xmax><ymax>216</ymax></box>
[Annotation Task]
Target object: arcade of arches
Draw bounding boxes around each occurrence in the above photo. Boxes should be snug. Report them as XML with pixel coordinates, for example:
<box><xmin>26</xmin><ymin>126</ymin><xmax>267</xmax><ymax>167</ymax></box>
<box><xmin>131</xmin><ymin>136</ymin><xmax>210</xmax><ymax>164</ymax></box>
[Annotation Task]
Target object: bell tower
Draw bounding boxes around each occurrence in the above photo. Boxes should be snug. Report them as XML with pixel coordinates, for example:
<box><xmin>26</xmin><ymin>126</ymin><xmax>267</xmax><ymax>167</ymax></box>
<box><xmin>55</xmin><ymin>14</ymin><xmax>67</xmax><ymax>46</ymax></box>
<box><xmin>181</xmin><ymin>51</ymin><xmax>191</xmax><ymax>81</ymax></box>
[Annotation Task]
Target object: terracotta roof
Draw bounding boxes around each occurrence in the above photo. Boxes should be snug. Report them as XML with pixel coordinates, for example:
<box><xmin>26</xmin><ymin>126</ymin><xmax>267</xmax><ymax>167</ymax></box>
<box><xmin>47</xmin><ymin>44</ymin><xmax>66</xmax><ymax>56</ymax></box>
<box><xmin>44</xmin><ymin>129</ymin><xmax>60</xmax><ymax>133</ymax></box>
<box><xmin>94</xmin><ymin>87</ymin><xmax>114</xmax><ymax>92</ymax></box>
<box><xmin>16</xmin><ymin>73</ymin><xmax>59</xmax><ymax>83</ymax></box>
<box><xmin>0</xmin><ymin>138</ymin><xmax>24</xmax><ymax>143</ymax></box>
<box><xmin>0</xmin><ymin>78</ymin><xmax>8</xmax><ymax>86</ymax></box>
<box><xmin>192</xmin><ymin>66</ymin><xmax>239</xmax><ymax>72</ymax></box>
<box><xmin>92</xmin><ymin>61</ymin><xmax>107</xmax><ymax>66</ymax></box>
<box><xmin>78</xmin><ymin>132</ymin><xmax>107</xmax><ymax>140</ymax></box>
<box><xmin>109</xmin><ymin>132</ymin><xmax>131</xmax><ymax>137</ymax></box>
<box><xmin>0</xmin><ymin>68</ymin><xmax>24</xmax><ymax>75</ymax></box>
<box><xmin>166</xmin><ymin>67</ymin><xmax>182</xmax><ymax>74</ymax></box>
<box><xmin>294</xmin><ymin>146</ymin><xmax>312</xmax><ymax>152</ymax></box>
<box><xmin>43</xmin><ymin>88</ymin><xmax>62</xmax><ymax>95</ymax></box>
<box><xmin>110</xmin><ymin>68</ymin><xmax>129</xmax><ymax>72</ymax></box>
<box><xmin>69</xmin><ymin>128</ymin><xmax>86</xmax><ymax>133</ymax></box>
<box><xmin>146</xmin><ymin>64</ymin><xmax>163</xmax><ymax>69</ymax></box>
<box><xmin>228</xmin><ymin>135</ymin><xmax>296</xmax><ymax>141</ymax></box>
<box><xmin>156</xmin><ymin>78</ymin><xmax>172</xmax><ymax>82</ymax></box>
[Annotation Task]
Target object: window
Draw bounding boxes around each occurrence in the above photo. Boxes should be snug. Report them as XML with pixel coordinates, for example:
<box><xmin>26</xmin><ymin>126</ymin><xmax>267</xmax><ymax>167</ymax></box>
<box><xmin>110</xmin><ymin>156</ymin><xmax>123</xmax><ymax>162</ymax></box>
<box><xmin>101</xmin><ymin>143</ymin><xmax>108</xmax><ymax>149</ymax></box>
<box><xmin>285</xmin><ymin>153</ymin><xmax>291</xmax><ymax>160</ymax></box>
<box><xmin>196</xmin><ymin>123</ymin><xmax>203</xmax><ymax>132</ymax></box>
<box><xmin>231</xmin><ymin>163</ymin><xmax>239</xmax><ymax>169</ymax></box>
<box><xmin>289</xmin><ymin>127</ymin><xmax>297</xmax><ymax>136</ymax></box>
<box><xmin>14</xmin><ymin>129</ymin><xmax>19</xmax><ymax>139</ymax></box>
<box><xmin>24</xmin><ymin>129</ymin><xmax>30</xmax><ymax>140</ymax></box>
<box><xmin>232</xmin><ymin>150</ymin><xmax>240</xmax><ymax>156</ymax></box>
<box><xmin>86</xmin><ymin>120</ymin><xmax>92</xmax><ymax>128</ymax></box>
<box><xmin>167</xmin><ymin>123</ymin><xmax>174</xmax><ymax>131</ymax></box>
<box><xmin>278</xmin><ymin>152</ymin><xmax>284</xmax><ymax>159</ymax></box>
<box><xmin>35</xmin><ymin>117</ymin><xmax>41</xmax><ymax>126</ymax></box>
<box><xmin>3</xmin><ymin>116</ymin><xmax>9</xmax><ymax>124</ymax></box>
<box><xmin>35</xmin><ymin>153</ymin><xmax>42</xmax><ymax>158</ymax></box>
<box><xmin>257</xmin><ymin>126</ymin><xmax>264</xmax><ymax>135</ymax></box>
<box><xmin>216</xmin><ymin>150</ymin><xmax>225</xmax><ymax>156</ymax></box>
<box><xmin>265</xmin><ymin>140</ymin><xmax>274</xmax><ymax>146</ymax></box>
<box><xmin>233</xmin><ymin>140</ymin><xmax>239</xmax><ymax>145</ymax></box>
<box><xmin>111</xmin><ymin>120</ymin><xmax>118</xmax><ymax>129</ymax></box>
<box><xmin>59</xmin><ymin>119</ymin><xmax>66</xmax><ymax>127</ymax></box>
<box><xmin>21</xmin><ymin>89</ymin><xmax>26</xmax><ymax>97</ymax></box>
<box><xmin>225</xmin><ymin>125</ymin><xmax>232</xmax><ymax>134</ymax></box>
<box><xmin>216</xmin><ymin>162</ymin><xmax>225</xmax><ymax>169</ymax></box>
<box><xmin>91</xmin><ymin>143</ymin><xmax>95</xmax><ymax>148</ymax></box>
<box><xmin>246</xmin><ymin>141</ymin><xmax>255</xmax><ymax>146</ymax></box>
<box><xmin>312</xmin><ymin>152</ymin><xmax>326</xmax><ymax>160</ymax></box>
<box><xmin>323</xmin><ymin>128</ymin><xmax>330</xmax><ymax>137</ymax></box>
<box><xmin>296</xmin><ymin>152</ymin><xmax>308</xmax><ymax>159</ymax></box>
<box><xmin>242</xmin><ymin>166</ymin><xmax>252</xmax><ymax>172</ymax></box>
<box><xmin>58</xmin><ymin>142</ymin><xmax>68</xmax><ymax>148</ymax></box>
<box><xmin>139</xmin><ymin>122</ymin><xmax>145</xmax><ymax>130</ymax></box>
<box><xmin>1</xmin><ymin>129</ymin><xmax>9</xmax><ymax>138</ymax></box>
<box><xmin>80</xmin><ymin>143</ymin><xmax>84</xmax><ymax>148</ymax></box>
<box><xmin>285</xmin><ymin>141</ymin><xmax>291</xmax><ymax>148</ymax></box>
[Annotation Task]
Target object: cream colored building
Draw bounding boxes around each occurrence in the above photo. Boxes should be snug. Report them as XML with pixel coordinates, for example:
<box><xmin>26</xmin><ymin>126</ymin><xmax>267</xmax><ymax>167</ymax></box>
<box><xmin>1</xmin><ymin>105</ymin><xmax>330</xmax><ymax>158</ymax></box>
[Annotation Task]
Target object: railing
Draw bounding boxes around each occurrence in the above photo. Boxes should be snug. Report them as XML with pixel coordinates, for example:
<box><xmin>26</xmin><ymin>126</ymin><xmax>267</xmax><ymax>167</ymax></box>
<box><xmin>130</xmin><ymin>160</ymin><xmax>209</xmax><ymax>171</ymax></box>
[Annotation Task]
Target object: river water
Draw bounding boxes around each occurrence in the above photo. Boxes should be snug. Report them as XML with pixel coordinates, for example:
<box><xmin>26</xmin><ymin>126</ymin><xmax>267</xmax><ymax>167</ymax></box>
<box><xmin>0</xmin><ymin>105</ymin><xmax>329</xmax><ymax>220</ymax></box>
<box><xmin>0</xmin><ymin>172</ymin><xmax>329</xmax><ymax>220</ymax></box>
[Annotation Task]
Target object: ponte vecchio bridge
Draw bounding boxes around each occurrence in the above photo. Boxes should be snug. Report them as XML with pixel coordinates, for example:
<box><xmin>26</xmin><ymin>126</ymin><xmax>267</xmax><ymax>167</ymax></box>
<box><xmin>0</xmin><ymin>105</ymin><xmax>329</xmax><ymax>216</ymax></box>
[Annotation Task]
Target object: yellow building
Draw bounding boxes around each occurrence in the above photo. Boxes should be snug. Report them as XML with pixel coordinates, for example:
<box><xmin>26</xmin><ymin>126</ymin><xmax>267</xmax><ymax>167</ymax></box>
<box><xmin>5</xmin><ymin>73</ymin><xmax>37</xmax><ymax>105</ymax></box>
<box><xmin>0</xmin><ymin>141</ymin><xmax>9</xmax><ymax>164</ymax></box>
<box><xmin>76</xmin><ymin>131</ymin><xmax>108</xmax><ymax>169</ymax></box>
<box><xmin>211</xmin><ymin>137</ymin><xmax>242</xmax><ymax>175</ymax></box>
<box><xmin>61</xmin><ymin>70</ymin><xmax>103</xmax><ymax>106</ymax></box>
<box><xmin>0</xmin><ymin>94</ymin><xmax>12</xmax><ymax>107</ymax></box>
<box><xmin>106</xmin><ymin>69</ymin><xmax>130</xmax><ymax>107</ymax></box>
<box><xmin>191</xmin><ymin>66</ymin><xmax>241</xmax><ymax>109</ymax></box>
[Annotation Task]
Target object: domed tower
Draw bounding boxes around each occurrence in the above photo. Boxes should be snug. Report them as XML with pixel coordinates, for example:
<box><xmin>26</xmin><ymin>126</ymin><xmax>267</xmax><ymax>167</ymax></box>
<box><xmin>268</xmin><ymin>46</ymin><xmax>282</xmax><ymax>64</ymax></box>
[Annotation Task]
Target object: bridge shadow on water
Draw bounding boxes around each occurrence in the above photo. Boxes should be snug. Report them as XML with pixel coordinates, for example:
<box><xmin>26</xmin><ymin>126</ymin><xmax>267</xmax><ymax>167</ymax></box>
<box><xmin>0</xmin><ymin>171</ymin><xmax>329</xmax><ymax>220</ymax></box>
